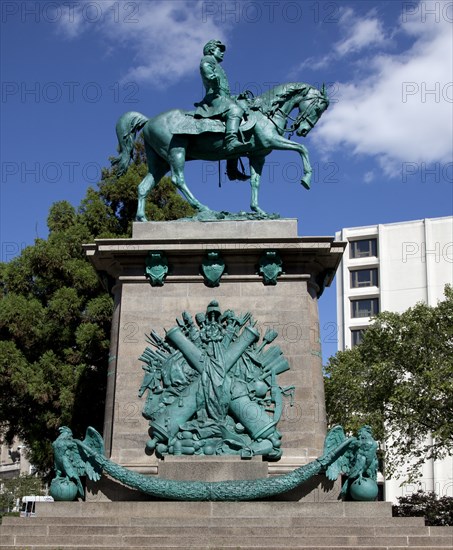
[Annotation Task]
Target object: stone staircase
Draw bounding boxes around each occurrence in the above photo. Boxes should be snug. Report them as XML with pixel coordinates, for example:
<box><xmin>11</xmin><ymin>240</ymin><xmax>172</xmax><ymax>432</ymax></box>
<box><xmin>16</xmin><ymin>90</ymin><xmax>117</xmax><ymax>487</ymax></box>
<box><xmin>1</xmin><ymin>501</ymin><xmax>452</xmax><ymax>549</ymax></box>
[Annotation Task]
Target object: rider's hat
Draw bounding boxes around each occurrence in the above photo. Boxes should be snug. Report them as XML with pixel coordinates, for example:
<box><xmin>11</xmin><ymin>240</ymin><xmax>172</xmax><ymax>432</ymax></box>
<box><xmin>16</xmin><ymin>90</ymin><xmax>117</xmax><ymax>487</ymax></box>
<box><xmin>203</xmin><ymin>40</ymin><xmax>226</xmax><ymax>56</ymax></box>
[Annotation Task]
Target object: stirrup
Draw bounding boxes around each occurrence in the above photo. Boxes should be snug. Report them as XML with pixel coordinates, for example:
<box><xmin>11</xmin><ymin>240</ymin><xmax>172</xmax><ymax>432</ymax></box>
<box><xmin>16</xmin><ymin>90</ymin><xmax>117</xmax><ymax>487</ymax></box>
<box><xmin>225</xmin><ymin>135</ymin><xmax>252</xmax><ymax>153</ymax></box>
<box><xmin>225</xmin><ymin>138</ymin><xmax>243</xmax><ymax>153</ymax></box>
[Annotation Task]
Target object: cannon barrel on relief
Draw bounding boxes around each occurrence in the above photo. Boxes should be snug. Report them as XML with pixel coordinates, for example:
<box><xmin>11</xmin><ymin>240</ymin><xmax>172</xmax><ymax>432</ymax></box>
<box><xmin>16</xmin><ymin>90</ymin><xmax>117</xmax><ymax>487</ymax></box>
<box><xmin>150</xmin><ymin>382</ymin><xmax>199</xmax><ymax>442</ymax></box>
<box><xmin>151</xmin><ymin>376</ymin><xmax>278</xmax><ymax>444</ymax></box>
<box><xmin>152</xmin><ymin>325</ymin><xmax>270</xmax><ymax>443</ymax></box>
<box><xmin>165</xmin><ymin>327</ymin><xmax>204</xmax><ymax>373</ymax></box>
<box><xmin>229</xmin><ymin>384</ymin><xmax>278</xmax><ymax>440</ymax></box>
<box><xmin>166</xmin><ymin>325</ymin><xmax>260</xmax><ymax>373</ymax></box>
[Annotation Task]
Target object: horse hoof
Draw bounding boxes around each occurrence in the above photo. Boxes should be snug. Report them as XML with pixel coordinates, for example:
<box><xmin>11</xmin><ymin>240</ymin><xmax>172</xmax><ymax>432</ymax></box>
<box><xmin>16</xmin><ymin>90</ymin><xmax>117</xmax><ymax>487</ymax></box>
<box><xmin>135</xmin><ymin>216</ymin><xmax>148</xmax><ymax>222</ymax></box>
<box><xmin>301</xmin><ymin>178</ymin><xmax>311</xmax><ymax>190</ymax></box>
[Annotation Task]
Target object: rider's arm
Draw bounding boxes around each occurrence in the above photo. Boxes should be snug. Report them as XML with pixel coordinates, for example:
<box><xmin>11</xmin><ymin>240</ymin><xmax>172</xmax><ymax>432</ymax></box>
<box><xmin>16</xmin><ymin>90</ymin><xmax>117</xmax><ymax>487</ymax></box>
<box><xmin>200</xmin><ymin>58</ymin><xmax>220</xmax><ymax>93</ymax></box>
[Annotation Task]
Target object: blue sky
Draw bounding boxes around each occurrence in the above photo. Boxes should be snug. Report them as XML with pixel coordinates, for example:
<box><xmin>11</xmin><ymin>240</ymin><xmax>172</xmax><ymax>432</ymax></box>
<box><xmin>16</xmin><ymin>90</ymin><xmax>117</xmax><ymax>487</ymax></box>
<box><xmin>1</xmin><ymin>0</ymin><xmax>452</xmax><ymax>361</ymax></box>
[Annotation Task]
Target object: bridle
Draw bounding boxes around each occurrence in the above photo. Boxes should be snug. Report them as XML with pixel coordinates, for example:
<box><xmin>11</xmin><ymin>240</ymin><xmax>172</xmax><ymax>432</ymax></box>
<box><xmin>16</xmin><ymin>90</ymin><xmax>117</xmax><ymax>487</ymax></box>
<box><xmin>260</xmin><ymin>91</ymin><xmax>327</xmax><ymax>137</ymax></box>
<box><xmin>289</xmin><ymin>94</ymin><xmax>328</xmax><ymax>135</ymax></box>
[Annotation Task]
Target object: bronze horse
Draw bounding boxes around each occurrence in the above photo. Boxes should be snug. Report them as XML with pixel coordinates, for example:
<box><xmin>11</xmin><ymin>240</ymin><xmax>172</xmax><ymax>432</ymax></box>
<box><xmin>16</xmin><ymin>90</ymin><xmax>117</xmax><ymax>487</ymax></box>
<box><xmin>113</xmin><ymin>83</ymin><xmax>329</xmax><ymax>220</ymax></box>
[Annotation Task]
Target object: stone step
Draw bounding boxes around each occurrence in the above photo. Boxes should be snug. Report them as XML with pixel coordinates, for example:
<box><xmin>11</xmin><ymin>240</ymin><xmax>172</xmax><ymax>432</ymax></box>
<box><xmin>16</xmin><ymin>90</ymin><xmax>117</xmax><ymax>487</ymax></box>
<box><xmin>2</xmin><ymin>534</ymin><xmax>453</xmax><ymax>547</ymax></box>
<box><xmin>34</xmin><ymin>501</ymin><xmax>394</xmax><ymax>518</ymax></box>
<box><xmin>0</xmin><ymin>523</ymin><xmax>443</xmax><ymax>537</ymax></box>
<box><xmin>2</xmin><ymin>515</ymin><xmax>427</xmax><ymax>527</ymax></box>
<box><xmin>430</xmin><ymin>526</ymin><xmax>453</xmax><ymax>535</ymax></box>
<box><xmin>2</xmin><ymin>501</ymin><xmax>450</xmax><ymax>549</ymax></box>
<box><xmin>2</xmin><ymin>547</ymin><xmax>453</xmax><ymax>550</ymax></box>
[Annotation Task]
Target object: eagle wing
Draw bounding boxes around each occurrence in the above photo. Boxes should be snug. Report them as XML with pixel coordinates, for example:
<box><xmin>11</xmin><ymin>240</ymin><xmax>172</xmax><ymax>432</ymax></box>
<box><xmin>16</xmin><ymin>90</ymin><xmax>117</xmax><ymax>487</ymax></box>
<box><xmin>323</xmin><ymin>425</ymin><xmax>354</xmax><ymax>480</ymax></box>
<box><xmin>77</xmin><ymin>427</ymin><xmax>105</xmax><ymax>482</ymax></box>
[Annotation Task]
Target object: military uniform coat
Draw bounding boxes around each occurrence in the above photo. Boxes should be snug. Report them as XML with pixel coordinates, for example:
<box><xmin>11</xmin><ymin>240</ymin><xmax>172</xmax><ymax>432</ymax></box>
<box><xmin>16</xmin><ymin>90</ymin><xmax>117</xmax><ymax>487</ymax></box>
<box><xmin>195</xmin><ymin>55</ymin><xmax>237</xmax><ymax>118</ymax></box>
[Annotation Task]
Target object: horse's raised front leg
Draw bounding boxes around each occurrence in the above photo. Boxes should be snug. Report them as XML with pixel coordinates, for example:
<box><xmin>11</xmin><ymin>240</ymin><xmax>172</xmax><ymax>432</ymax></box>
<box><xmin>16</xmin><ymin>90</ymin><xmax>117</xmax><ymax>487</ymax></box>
<box><xmin>249</xmin><ymin>155</ymin><xmax>266</xmax><ymax>215</ymax></box>
<box><xmin>136</xmin><ymin>146</ymin><xmax>169</xmax><ymax>222</ymax></box>
<box><xmin>268</xmin><ymin>136</ymin><xmax>312</xmax><ymax>190</ymax></box>
<box><xmin>168</xmin><ymin>146</ymin><xmax>210</xmax><ymax>211</ymax></box>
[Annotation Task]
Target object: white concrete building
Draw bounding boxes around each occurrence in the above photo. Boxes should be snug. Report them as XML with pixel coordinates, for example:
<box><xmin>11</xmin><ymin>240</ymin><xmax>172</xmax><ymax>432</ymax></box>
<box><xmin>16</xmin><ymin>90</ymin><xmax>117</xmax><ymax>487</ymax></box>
<box><xmin>335</xmin><ymin>216</ymin><xmax>453</xmax><ymax>502</ymax></box>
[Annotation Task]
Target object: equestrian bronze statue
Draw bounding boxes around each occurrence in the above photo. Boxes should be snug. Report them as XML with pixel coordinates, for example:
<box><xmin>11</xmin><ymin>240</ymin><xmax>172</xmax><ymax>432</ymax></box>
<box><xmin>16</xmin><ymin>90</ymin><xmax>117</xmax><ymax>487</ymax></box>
<box><xmin>113</xmin><ymin>40</ymin><xmax>329</xmax><ymax>221</ymax></box>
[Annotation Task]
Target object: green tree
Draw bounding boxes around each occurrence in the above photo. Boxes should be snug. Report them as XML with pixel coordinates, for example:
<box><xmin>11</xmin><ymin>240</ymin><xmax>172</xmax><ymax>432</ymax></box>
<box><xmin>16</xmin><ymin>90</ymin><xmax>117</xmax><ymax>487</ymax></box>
<box><xmin>393</xmin><ymin>491</ymin><xmax>453</xmax><ymax>526</ymax></box>
<box><xmin>324</xmin><ymin>286</ymin><xmax>453</xmax><ymax>480</ymax></box>
<box><xmin>0</xmin><ymin>142</ymin><xmax>194</xmax><ymax>473</ymax></box>
<box><xmin>0</xmin><ymin>475</ymin><xmax>44</xmax><ymax>514</ymax></box>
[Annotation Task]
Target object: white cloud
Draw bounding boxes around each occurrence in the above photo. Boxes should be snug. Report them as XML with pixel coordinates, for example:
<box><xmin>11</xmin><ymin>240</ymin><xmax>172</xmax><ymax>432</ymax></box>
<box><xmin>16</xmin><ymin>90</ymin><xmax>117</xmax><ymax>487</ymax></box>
<box><xmin>295</xmin><ymin>55</ymin><xmax>331</xmax><ymax>72</ymax></box>
<box><xmin>294</xmin><ymin>8</ymin><xmax>389</xmax><ymax>75</ymax></box>
<box><xmin>56</xmin><ymin>1</ymin><xmax>93</xmax><ymax>38</ymax></box>
<box><xmin>56</xmin><ymin>1</ymin><xmax>227</xmax><ymax>87</ymax></box>
<box><xmin>364</xmin><ymin>171</ymin><xmax>375</xmax><ymax>184</ymax></box>
<box><xmin>335</xmin><ymin>8</ymin><xmax>386</xmax><ymax>57</ymax></box>
<box><xmin>312</xmin><ymin>7</ymin><xmax>453</xmax><ymax>177</ymax></box>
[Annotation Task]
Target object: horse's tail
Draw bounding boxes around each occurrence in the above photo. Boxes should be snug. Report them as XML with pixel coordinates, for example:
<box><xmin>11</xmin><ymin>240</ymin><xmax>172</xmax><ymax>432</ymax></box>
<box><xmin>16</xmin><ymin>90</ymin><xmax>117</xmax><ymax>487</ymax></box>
<box><xmin>112</xmin><ymin>111</ymin><xmax>149</xmax><ymax>176</ymax></box>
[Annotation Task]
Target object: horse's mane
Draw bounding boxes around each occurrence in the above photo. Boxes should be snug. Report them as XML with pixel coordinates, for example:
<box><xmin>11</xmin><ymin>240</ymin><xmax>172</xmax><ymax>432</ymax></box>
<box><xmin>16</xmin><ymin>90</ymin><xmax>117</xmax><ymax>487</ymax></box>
<box><xmin>250</xmin><ymin>83</ymin><xmax>313</xmax><ymax>115</ymax></box>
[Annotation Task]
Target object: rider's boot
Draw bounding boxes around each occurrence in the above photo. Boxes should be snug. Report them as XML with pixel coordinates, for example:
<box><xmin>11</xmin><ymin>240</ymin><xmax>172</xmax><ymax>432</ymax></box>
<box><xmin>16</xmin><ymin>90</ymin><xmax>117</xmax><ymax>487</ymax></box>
<box><xmin>225</xmin><ymin>116</ymin><xmax>251</xmax><ymax>153</ymax></box>
<box><xmin>226</xmin><ymin>159</ymin><xmax>250</xmax><ymax>181</ymax></box>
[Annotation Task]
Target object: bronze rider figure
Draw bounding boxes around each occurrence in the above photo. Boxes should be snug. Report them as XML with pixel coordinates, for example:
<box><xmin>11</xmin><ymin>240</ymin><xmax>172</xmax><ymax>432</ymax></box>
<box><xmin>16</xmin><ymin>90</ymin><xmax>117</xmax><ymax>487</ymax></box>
<box><xmin>195</xmin><ymin>40</ymin><xmax>251</xmax><ymax>155</ymax></box>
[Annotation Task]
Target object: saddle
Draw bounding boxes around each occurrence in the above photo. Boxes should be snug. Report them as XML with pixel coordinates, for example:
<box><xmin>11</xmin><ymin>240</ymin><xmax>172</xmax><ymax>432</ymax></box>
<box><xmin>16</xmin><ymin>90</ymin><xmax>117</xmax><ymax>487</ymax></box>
<box><xmin>173</xmin><ymin>110</ymin><xmax>257</xmax><ymax>136</ymax></box>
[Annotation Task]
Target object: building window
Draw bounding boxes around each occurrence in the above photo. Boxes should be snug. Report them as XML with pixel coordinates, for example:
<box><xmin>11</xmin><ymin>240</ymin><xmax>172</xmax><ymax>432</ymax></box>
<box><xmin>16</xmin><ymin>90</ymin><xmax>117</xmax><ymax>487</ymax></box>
<box><xmin>351</xmin><ymin>298</ymin><xmax>379</xmax><ymax>318</ymax></box>
<box><xmin>351</xmin><ymin>329</ymin><xmax>365</xmax><ymax>347</ymax></box>
<box><xmin>350</xmin><ymin>268</ymin><xmax>378</xmax><ymax>288</ymax></box>
<box><xmin>350</xmin><ymin>238</ymin><xmax>377</xmax><ymax>259</ymax></box>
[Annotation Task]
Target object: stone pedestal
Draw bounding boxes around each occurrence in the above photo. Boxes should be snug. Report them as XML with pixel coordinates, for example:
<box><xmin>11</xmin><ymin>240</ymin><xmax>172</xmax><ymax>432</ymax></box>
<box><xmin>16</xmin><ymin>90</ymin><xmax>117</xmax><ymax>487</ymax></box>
<box><xmin>84</xmin><ymin>219</ymin><xmax>345</xmax><ymax>501</ymax></box>
<box><xmin>159</xmin><ymin>456</ymin><xmax>268</xmax><ymax>482</ymax></box>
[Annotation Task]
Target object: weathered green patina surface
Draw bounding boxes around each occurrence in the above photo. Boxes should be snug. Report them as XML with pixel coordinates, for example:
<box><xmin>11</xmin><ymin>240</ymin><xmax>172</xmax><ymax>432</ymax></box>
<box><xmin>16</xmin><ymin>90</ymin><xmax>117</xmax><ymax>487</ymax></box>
<box><xmin>139</xmin><ymin>301</ymin><xmax>293</xmax><ymax>460</ymax></box>
<box><xmin>50</xmin><ymin>426</ymin><xmax>103</xmax><ymax>500</ymax></box>
<box><xmin>145</xmin><ymin>251</ymin><xmax>168</xmax><ymax>286</ymax></box>
<box><xmin>201</xmin><ymin>252</ymin><xmax>226</xmax><ymax>287</ymax></box>
<box><xmin>112</xmin><ymin>40</ymin><xmax>329</xmax><ymax>221</ymax></box>
<box><xmin>324</xmin><ymin>425</ymin><xmax>379</xmax><ymax>501</ymax></box>
<box><xmin>52</xmin><ymin>304</ymin><xmax>381</xmax><ymax>502</ymax></box>
<box><xmin>51</xmin><ymin>426</ymin><xmax>359</xmax><ymax>501</ymax></box>
<box><xmin>193</xmin><ymin>39</ymin><xmax>252</xmax><ymax>154</ymax></box>
<box><xmin>51</xmin><ymin>425</ymin><xmax>378</xmax><ymax>501</ymax></box>
<box><xmin>258</xmin><ymin>250</ymin><xmax>283</xmax><ymax>285</ymax></box>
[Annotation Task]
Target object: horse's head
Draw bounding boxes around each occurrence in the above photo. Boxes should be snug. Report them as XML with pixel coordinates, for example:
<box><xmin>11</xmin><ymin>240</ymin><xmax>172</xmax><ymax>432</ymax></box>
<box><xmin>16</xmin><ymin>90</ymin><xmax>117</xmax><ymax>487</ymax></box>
<box><xmin>295</xmin><ymin>84</ymin><xmax>329</xmax><ymax>137</ymax></box>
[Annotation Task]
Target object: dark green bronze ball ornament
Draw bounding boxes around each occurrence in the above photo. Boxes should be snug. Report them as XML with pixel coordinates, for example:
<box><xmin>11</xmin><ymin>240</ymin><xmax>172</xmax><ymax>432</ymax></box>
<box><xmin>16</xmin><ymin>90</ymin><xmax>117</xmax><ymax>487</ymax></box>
<box><xmin>49</xmin><ymin>476</ymin><xmax>78</xmax><ymax>501</ymax></box>
<box><xmin>349</xmin><ymin>477</ymin><xmax>379</xmax><ymax>501</ymax></box>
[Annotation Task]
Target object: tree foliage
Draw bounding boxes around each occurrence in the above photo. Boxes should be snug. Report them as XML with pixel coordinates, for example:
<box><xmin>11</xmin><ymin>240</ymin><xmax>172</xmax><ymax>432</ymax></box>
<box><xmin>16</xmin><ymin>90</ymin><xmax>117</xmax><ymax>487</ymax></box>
<box><xmin>393</xmin><ymin>491</ymin><xmax>453</xmax><ymax>526</ymax></box>
<box><xmin>324</xmin><ymin>286</ymin><xmax>453</xmax><ymax>480</ymax></box>
<box><xmin>0</xmin><ymin>475</ymin><xmax>44</xmax><ymax>514</ymax></box>
<box><xmin>0</xmin><ymin>140</ymin><xmax>194</xmax><ymax>473</ymax></box>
